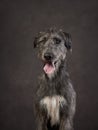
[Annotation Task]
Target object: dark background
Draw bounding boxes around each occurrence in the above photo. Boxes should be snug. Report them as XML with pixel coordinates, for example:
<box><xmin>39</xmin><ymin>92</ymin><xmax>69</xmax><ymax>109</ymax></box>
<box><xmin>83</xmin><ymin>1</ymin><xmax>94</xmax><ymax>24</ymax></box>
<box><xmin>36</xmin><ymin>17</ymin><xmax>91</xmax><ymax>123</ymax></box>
<box><xmin>0</xmin><ymin>0</ymin><xmax>98</xmax><ymax>130</ymax></box>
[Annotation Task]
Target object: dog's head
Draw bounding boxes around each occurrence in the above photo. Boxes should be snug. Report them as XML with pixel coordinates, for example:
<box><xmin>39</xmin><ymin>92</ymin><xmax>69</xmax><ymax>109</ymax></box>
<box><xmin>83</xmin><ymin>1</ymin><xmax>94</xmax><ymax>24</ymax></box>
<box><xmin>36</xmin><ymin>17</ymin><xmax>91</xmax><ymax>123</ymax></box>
<box><xmin>33</xmin><ymin>28</ymin><xmax>72</xmax><ymax>78</ymax></box>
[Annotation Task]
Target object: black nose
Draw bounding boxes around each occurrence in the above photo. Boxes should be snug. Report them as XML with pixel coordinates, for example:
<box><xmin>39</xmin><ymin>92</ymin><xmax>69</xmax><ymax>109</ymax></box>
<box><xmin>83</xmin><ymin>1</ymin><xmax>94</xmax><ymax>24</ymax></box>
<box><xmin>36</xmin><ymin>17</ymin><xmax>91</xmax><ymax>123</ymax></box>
<box><xmin>44</xmin><ymin>53</ymin><xmax>53</xmax><ymax>61</ymax></box>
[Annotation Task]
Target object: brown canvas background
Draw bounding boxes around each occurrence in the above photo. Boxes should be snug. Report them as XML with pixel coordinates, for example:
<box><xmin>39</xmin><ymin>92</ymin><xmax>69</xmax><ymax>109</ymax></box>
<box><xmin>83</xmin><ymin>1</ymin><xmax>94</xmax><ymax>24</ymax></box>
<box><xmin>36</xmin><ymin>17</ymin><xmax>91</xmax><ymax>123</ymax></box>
<box><xmin>0</xmin><ymin>0</ymin><xmax>98</xmax><ymax>130</ymax></box>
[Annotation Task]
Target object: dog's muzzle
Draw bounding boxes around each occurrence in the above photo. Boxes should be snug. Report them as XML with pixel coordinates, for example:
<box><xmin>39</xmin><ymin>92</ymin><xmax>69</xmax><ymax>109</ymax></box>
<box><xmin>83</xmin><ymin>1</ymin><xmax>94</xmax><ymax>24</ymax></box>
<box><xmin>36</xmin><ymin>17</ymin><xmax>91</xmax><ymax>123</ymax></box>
<box><xmin>43</xmin><ymin>52</ymin><xmax>56</xmax><ymax>75</ymax></box>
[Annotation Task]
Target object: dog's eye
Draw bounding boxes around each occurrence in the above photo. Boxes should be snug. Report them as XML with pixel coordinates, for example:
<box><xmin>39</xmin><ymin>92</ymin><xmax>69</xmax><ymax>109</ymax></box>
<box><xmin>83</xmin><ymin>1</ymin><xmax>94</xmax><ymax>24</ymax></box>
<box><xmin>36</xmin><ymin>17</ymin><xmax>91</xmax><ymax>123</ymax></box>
<box><xmin>39</xmin><ymin>37</ymin><xmax>47</xmax><ymax>43</ymax></box>
<box><xmin>53</xmin><ymin>37</ymin><xmax>61</xmax><ymax>44</ymax></box>
<box><xmin>43</xmin><ymin>37</ymin><xmax>47</xmax><ymax>41</ymax></box>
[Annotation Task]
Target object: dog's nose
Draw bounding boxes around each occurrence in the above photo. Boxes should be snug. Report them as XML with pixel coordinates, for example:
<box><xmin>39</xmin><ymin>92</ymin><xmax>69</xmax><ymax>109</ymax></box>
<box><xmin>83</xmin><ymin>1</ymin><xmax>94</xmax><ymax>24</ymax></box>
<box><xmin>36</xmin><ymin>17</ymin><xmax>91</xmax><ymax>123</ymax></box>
<box><xmin>44</xmin><ymin>53</ymin><xmax>53</xmax><ymax>61</ymax></box>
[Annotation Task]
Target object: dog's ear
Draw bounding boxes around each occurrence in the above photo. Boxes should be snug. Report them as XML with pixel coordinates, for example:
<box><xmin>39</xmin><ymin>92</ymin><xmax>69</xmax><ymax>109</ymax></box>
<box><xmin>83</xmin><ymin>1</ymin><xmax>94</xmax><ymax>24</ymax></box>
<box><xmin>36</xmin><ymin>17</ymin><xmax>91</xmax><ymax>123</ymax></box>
<box><xmin>33</xmin><ymin>37</ymin><xmax>38</xmax><ymax>48</ymax></box>
<box><xmin>63</xmin><ymin>32</ymin><xmax>72</xmax><ymax>50</ymax></box>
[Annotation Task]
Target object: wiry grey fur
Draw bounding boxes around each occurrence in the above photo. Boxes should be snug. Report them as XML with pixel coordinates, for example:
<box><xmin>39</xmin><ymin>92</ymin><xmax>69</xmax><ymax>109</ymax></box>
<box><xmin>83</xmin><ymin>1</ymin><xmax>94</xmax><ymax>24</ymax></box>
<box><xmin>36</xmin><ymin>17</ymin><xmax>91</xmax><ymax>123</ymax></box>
<box><xmin>33</xmin><ymin>28</ymin><xmax>76</xmax><ymax>130</ymax></box>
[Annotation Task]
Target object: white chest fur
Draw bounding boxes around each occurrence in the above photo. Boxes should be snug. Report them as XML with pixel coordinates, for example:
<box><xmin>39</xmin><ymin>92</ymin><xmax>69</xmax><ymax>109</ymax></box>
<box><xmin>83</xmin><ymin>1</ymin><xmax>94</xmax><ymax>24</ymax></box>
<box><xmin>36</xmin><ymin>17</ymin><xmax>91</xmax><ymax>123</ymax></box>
<box><xmin>40</xmin><ymin>95</ymin><xmax>66</xmax><ymax>126</ymax></box>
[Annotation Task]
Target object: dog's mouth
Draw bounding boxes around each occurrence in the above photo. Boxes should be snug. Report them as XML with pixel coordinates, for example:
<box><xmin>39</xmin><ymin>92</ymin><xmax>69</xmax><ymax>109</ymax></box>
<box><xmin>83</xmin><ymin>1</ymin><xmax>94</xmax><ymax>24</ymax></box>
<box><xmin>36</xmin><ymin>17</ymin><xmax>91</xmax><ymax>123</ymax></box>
<box><xmin>43</xmin><ymin>61</ymin><xmax>57</xmax><ymax>74</ymax></box>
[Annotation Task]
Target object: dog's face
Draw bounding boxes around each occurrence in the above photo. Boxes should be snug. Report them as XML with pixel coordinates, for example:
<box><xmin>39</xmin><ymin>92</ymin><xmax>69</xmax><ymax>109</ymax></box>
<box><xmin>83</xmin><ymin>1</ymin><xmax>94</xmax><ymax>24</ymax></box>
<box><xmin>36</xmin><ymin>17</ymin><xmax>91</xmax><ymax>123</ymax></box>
<box><xmin>34</xmin><ymin>29</ymin><xmax>72</xmax><ymax>78</ymax></box>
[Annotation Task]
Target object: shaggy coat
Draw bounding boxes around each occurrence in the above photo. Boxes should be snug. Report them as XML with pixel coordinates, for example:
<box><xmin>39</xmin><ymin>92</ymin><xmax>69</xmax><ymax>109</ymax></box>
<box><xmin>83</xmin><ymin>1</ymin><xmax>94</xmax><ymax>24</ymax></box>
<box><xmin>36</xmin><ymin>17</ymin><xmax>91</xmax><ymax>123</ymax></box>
<box><xmin>34</xmin><ymin>28</ymin><xmax>76</xmax><ymax>130</ymax></box>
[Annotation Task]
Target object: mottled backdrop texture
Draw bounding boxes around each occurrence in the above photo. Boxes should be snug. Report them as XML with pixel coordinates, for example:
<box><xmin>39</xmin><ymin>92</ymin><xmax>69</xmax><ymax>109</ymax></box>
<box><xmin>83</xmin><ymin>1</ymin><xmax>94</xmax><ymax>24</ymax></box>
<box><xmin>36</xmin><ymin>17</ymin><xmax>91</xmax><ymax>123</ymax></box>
<box><xmin>0</xmin><ymin>0</ymin><xmax>98</xmax><ymax>130</ymax></box>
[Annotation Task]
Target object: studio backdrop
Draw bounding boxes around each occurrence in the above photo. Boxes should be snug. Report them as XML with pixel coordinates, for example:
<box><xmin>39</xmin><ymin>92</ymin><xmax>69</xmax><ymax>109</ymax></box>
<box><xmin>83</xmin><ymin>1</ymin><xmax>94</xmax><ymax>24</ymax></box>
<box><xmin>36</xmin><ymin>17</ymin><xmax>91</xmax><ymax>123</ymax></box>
<box><xmin>0</xmin><ymin>0</ymin><xmax>98</xmax><ymax>130</ymax></box>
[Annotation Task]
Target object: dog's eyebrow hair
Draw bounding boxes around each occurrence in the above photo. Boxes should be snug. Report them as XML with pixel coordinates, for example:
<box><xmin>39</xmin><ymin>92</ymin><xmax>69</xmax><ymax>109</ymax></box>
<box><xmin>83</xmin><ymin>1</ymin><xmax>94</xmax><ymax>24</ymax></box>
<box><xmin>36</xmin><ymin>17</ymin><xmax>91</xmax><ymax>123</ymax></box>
<box><xmin>53</xmin><ymin>36</ymin><xmax>61</xmax><ymax>40</ymax></box>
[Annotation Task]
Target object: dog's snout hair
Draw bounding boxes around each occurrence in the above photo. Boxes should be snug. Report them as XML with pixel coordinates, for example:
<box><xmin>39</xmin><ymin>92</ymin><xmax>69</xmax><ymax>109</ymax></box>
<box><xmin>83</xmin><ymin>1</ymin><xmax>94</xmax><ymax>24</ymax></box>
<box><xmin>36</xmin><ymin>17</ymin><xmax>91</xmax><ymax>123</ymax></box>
<box><xmin>34</xmin><ymin>28</ymin><xmax>76</xmax><ymax>130</ymax></box>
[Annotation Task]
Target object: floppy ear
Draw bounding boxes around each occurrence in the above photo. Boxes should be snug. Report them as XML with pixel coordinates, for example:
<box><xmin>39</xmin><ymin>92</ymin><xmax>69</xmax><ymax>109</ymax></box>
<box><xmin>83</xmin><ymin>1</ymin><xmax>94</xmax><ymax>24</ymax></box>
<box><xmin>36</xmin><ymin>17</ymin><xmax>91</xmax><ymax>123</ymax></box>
<box><xmin>63</xmin><ymin>32</ymin><xmax>72</xmax><ymax>50</ymax></box>
<box><xmin>33</xmin><ymin>37</ymin><xmax>38</xmax><ymax>48</ymax></box>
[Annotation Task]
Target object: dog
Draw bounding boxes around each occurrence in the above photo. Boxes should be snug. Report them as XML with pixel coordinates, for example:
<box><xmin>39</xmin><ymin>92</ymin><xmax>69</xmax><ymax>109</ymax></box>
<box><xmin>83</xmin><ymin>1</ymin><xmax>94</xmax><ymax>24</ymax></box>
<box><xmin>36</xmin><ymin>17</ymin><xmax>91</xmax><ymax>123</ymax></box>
<box><xmin>33</xmin><ymin>28</ymin><xmax>76</xmax><ymax>130</ymax></box>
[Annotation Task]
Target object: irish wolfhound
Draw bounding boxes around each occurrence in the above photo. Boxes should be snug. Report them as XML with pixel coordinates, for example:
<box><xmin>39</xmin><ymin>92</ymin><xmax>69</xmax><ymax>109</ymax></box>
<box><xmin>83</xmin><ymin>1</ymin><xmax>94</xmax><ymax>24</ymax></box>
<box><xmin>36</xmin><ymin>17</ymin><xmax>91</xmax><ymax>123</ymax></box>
<box><xmin>33</xmin><ymin>28</ymin><xmax>76</xmax><ymax>130</ymax></box>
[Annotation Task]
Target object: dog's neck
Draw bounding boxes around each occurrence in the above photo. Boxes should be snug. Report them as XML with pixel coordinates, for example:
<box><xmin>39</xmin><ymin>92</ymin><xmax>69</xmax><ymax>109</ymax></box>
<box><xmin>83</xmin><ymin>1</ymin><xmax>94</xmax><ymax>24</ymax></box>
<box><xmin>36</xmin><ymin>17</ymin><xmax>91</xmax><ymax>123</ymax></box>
<box><xmin>37</xmin><ymin>60</ymin><xmax>70</xmax><ymax>97</ymax></box>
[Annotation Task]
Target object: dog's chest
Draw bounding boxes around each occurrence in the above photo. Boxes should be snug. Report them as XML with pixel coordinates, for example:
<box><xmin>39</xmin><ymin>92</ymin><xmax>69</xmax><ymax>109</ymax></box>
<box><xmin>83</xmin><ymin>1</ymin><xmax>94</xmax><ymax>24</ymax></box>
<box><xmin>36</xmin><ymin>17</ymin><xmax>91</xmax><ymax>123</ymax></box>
<box><xmin>40</xmin><ymin>95</ymin><xmax>66</xmax><ymax>125</ymax></box>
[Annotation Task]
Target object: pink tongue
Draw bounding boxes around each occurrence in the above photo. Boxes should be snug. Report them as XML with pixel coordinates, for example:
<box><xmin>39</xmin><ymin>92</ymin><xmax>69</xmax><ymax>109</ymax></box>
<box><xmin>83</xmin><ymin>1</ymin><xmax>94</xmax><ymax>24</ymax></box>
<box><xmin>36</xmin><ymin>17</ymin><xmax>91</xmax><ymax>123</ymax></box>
<box><xmin>43</xmin><ymin>63</ymin><xmax>55</xmax><ymax>74</ymax></box>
